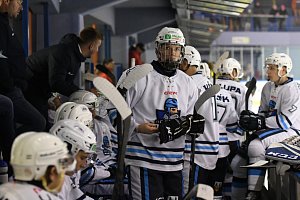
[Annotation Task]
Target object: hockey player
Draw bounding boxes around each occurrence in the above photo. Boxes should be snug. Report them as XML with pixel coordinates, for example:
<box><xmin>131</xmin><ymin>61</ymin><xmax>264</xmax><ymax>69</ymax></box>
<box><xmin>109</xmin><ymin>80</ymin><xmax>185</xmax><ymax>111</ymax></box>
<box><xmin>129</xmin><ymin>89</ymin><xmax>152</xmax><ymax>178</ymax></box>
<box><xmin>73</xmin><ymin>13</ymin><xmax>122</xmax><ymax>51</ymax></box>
<box><xmin>215</xmin><ymin>58</ymin><xmax>247</xmax><ymax>160</ymax></box>
<box><xmin>0</xmin><ymin>131</ymin><xmax>74</xmax><ymax>199</ymax></box>
<box><xmin>213</xmin><ymin>58</ymin><xmax>247</xmax><ymax>198</ymax></box>
<box><xmin>50</xmin><ymin>119</ymin><xmax>97</xmax><ymax>200</ymax></box>
<box><xmin>232</xmin><ymin>53</ymin><xmax>300</xmax><ymax>200</ymax></box>
<box><xmin>180</xmin><ymin>46</ymin><xmax>238</xmax><ymax>198</ymax></box>
<box><xmin>120</xmin><ymin>27</ymin><xmax>199</xmax><ymax>200</ymax></box>
<box><xmin>69</xmin><ymin>90</ymin><xmax>121</xmax><ymax>198</ymax></box>
<box><xmin>69</xmin><ymin>90</ymin><xmax>117</xmax><ymax>168</ymax></box>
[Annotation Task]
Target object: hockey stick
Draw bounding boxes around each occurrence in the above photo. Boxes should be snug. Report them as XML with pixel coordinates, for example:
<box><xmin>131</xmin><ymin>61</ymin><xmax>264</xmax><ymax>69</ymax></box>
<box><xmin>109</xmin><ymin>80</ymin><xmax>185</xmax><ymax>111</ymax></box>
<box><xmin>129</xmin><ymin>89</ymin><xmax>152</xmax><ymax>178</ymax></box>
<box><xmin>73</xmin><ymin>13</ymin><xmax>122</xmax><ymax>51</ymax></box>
<box><xmin>188</xmin><ymin>85</ymin><xmax>221</xmax><ymax>192</ymax></box>
<box><xmin>117</xmin><ymin>64</ymin><xmax>153</xmax><ymax>95</ymax></box>
<box><xmin>93</xmin><ymin>77</ymin><xmax>131</xmax><ymax>120</ymax></box>
<box><xmin>184</xmin><ymin>184</ymin><xmax>214</xmax><ymax>200</ymax></box>
<box><xmin>245</xmin><ymin>77</ymin><xmax>257</xmax><ymax>138</ymax></box>
<box><xmin>245</xmin><ymin>77</ymin><xmax>256</xmax><ymax>112</ymax></box>
<box><xmin>212</xmin><ymin>51</ymin><xmax>229</xmax><ymax>84</ymax></box>
<box><xmin>93</xmin><ymin>77</ymin><xmax>132</xmax><ymax>200</ymax></box>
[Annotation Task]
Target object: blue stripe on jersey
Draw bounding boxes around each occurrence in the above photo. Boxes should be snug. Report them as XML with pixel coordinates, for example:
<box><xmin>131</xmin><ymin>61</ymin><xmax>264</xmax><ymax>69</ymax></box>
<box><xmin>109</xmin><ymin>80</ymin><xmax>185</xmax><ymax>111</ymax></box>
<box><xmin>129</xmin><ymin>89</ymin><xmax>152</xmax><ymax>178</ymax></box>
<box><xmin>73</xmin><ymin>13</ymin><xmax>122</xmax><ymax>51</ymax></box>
<box><xmin>226</xmin><ymin>127</ymin><xmax>237</xmax><ymax>132</ymax></box>
<box><xmin>248</xmin><ymin>168</ymin><xmax>266</xmax><ymax>176</ymax></box>
<box><xmin>259</xmin><ymin>129</ymin><xmax>281</xmax><ymax>139</ymax></box>
<box><xmin>219</xmin><ymin>136</ymin><xmax>228</xmax><ymax>141</ymax></box>
<box><xmin>279</xmin><ymin>114</ymin><xmax>288</xmax><ymax>129</ymax></box>
<box><xmin>127</xmin><ymin>148</ymin><xmax>183</xmax><ymax>159</ymax></box>
<box><xmin>185</xmin><ymin>144</ymin><xmax>218</xmax><ymax>151</ymax></box>
<box><xmin>144</xmin><ymin>168</ymin><xmax>150</xmax><ymax>200</ymax></box>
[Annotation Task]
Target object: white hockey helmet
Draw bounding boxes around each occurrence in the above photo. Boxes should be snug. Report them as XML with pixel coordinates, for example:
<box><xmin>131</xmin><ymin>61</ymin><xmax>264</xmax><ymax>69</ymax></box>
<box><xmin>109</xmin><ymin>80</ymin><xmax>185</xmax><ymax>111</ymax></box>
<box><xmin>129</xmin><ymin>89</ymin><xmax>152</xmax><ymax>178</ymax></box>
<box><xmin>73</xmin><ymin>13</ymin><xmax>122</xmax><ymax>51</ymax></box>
<box><xmin>198</xmin><ymin>62</ymin><xmax>211</xmax><ymax>79</ymax></box>
<box><xmin>54</xmin><ymin>102</ymin><xmax>93</xmax><ymax>128</ymax></box>
<box><xmin>155</xmin><ymin>27</ymin><xmax>185</xmax><ymax>46</ymax></box>
<box><xmin>69</xmin><ymin>90</ymin><xmax>99</xmax><ymax>110</ymax></box>
<box><xmin>184</xmin><ymin>46</ymin><xmax>201</xmax><ymax>67</ymax></box>
<box><xmin>50</xmin><ymin>119</ymin><xmax>96</xmax><ymax>155</ymax></box>
<box><xmin>10</xmin><ymin>132</ymin><xmax>73</xmax><ymax>181</ymax></box>
<box><xmin>155</xmin><ymin>27</ymin><xmax>185</xmax><ymax>70</ymax></box>
<box><xmin>265</xmin><ymin>53</ymin><xmax>293</xmax><ymax>76</ymax></box>
<box><xmin>218</xmin><ymin>58</ymin><xmax>243</xmax><ymax>78</ymax></box>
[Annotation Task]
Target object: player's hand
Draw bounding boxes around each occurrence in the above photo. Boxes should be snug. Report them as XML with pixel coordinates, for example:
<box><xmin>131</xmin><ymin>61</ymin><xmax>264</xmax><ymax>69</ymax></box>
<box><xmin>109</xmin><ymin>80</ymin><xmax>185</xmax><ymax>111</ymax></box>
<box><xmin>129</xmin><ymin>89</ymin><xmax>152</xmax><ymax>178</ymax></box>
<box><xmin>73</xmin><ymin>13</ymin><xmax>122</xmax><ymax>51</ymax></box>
<box><xmin>136</xmin><ymin>122</ymin><xmax>159</xmax><ymax>134</ymax></box>
<box><xmin>239</xmin><ymin>110</ymin><xmax>266</xmax><ymax>131</ymax></box>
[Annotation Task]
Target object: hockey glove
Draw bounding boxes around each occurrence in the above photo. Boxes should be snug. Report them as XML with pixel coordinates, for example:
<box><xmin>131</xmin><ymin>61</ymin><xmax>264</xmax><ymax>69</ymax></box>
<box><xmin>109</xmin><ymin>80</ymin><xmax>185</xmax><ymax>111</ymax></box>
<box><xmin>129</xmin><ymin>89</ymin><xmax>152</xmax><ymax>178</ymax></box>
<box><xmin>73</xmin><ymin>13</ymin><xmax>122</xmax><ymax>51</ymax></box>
<box><xmin>158</xmin><ymin>116</ymin><xmax>191</xmax><ymax>144</ymax></box>
<box><xmin>189</xmin><ymin>114</ymin><xmax>205</xmax><ymax>137</ymax></box>
<box><xmin>239</xmin><ymin>110</ymin><xmax>266</xmax><ymax>131</ymax></box>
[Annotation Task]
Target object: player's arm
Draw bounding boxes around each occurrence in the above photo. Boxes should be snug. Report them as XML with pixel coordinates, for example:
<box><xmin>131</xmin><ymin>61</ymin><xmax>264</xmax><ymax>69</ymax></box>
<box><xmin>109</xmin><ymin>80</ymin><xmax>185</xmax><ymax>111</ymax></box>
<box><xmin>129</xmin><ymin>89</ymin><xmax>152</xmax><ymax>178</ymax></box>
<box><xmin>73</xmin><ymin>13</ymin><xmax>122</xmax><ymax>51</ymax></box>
<box><xmin>265</xmin><ymin>85</ymin><xmax>300</xmax><ymax>129</ymax></box>
<box><xmin>48</xmin><ymin>46</ymin><xmax>79</xmax><ymax>96</ymax></box>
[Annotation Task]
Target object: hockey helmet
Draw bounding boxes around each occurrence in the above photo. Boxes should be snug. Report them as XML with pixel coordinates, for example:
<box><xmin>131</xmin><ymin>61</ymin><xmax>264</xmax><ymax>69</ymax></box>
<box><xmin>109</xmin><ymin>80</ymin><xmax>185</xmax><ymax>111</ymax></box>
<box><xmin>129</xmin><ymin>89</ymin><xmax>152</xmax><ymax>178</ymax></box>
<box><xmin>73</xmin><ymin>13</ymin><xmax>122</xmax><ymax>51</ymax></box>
<box><xmin>10</xmin><ymin>132</ymin><xmax>73</xmax><ymax>181</ymax></box>
<box><xmin>183</xmin><ymin>45</ymin><xmax>201</xmax><ymax>68</ymax></box>
<box><xmin>54</xmin><ymin>102</ymin><xmax>93</xmax><ymax>129</ymax></box>
<box><xmin>198</xmin><ymin>62</ymin><xmax>211</xmax><ymax>79</ymax></box>
<box><xmin>50</xmin><ymin>119</ymin><xmax>96</xmax><ymax>155</ymax></box>
<box><xmin>155</xmin><ymin>27</ymin><xmax>185</xmax><ymax>70</ymax></box>
<box><xmin>69</xmin><ymin>90</ymin><xmax>99</xmax><ymax>110</ymax></box>
<box><xmin>265</xmin><ymin>53</ymin><xmax>292</xmax><ymax>77</ymax></box>
<box><xmin>218</xmin><ymin>58</ymin><xmax>243</xmax><ymax>78</ymax></box>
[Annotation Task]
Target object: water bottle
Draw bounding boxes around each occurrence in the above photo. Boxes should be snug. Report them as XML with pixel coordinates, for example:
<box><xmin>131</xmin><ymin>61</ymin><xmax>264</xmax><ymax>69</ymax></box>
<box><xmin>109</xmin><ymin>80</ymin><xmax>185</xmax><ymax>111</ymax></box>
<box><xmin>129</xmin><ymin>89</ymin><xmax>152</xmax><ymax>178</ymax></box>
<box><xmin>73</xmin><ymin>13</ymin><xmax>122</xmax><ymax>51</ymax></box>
<box><xmin>0</xmin><ymin>151</ymin><xmax>8</xmax><ymax>184</ymax></box>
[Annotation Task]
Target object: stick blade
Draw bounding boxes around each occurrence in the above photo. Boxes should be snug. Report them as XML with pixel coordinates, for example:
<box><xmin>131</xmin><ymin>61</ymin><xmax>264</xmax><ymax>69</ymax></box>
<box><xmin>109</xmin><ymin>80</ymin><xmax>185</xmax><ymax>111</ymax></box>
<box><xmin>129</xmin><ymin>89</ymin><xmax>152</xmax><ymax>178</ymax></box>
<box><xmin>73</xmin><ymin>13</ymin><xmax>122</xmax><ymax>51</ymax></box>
<box><xmin>184</xmin><ymin>184</ymin><xmax>214</xmax><ymax>200</ymax></box>
<box><xmin>196</xmin><ymin>184</ymin><xmax>214</xmax><ymax>200</ymax></box>
<box><xmin>93</xmin><ymin>77</ymin><xmax>132</xmax><ymax>120</ymax></box>
<box><xmin>195</xmin><ymin>85</ymin><xmax>220</xmax><ymax>112</ymax></box>
<box><xmin>118</xmin><ymin>64</ymin><xmax>153</xmax><ymax>90</ymax></box>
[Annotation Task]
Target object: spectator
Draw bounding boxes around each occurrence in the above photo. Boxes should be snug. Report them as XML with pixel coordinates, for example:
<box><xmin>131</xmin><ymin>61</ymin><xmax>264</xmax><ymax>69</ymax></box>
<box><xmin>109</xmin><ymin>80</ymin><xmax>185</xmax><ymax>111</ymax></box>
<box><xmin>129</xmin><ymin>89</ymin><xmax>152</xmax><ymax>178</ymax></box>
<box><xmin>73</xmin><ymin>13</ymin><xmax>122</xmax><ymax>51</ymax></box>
<box><xmin>252</xmin><ymin>1</ymin><xmax>264</xmax><ymax>31</ymax></box>
<box><xmin>0</xmin><ymin>0</ymin><xmax>46</xmax><ymax>134</ymax></box>
<box><xmin>268</xmin><ymin>4</ymin><xmax>279</xmax><ymax>31</ymax></box>
<box><xmin>25</xmin><ymin>27</ymin><xmax>103</xmax><ymax>128</ymax></box>
<box><xmin>128</xmin><ymin>42</ymin><xmax>145</xmax><ymax>67</ymax></box>
<box><xmin>95</xmin><ymin>58</ymin><xmax>116</xmax><ymax>85</ymax></box>
<box><xmin>279</xmin><ymin>4</ymin><xmax>288</xmax><ymax>31</ymax></box>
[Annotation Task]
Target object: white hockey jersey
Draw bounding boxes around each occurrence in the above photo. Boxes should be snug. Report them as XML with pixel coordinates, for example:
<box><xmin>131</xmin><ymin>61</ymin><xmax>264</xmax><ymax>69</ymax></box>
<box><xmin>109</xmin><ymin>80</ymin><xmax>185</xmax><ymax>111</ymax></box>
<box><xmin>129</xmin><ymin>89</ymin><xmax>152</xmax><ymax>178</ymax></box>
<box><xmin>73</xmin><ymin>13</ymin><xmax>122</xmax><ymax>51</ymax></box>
<box><xmin>94</xmin><ymin>117</ymin><xmax>117</xmax><ymax>167</ymax></box>
<box><xmin>216</xmin><ymin>78</ymin><xmax>247</xmax><ymax>141</ymax></box>
<box><xmin>184</xmin><ymin>73</ymin><xmax>220</xmax><ymax>170</ymax></box>
<box><xmin>0</xmin><ymin>182</ymin><xmax>60</xmax><ymax>200</ymax></box>
<box><xmin>123</xmin><ymin>64</ymin><xmax>198</xmax><ymax>171</ymax></box>
<box><xmin>58</xmin><ymin>171</ymin><xmax>93</xmax><ymax>200</ymax></box>
<box><xmin>216</xmin><ymin>88</ymin><xmax>239</xmax><ymax>158</ymax></box>
<box><xmin>259</xmin><ymin>79</ymin><xmax>300</xmax><ymax>131</ymax></box>
<box><xmin>216</xmin><ymin>79</ymin><xmax>248</xmax><ymax>116</ymax></box>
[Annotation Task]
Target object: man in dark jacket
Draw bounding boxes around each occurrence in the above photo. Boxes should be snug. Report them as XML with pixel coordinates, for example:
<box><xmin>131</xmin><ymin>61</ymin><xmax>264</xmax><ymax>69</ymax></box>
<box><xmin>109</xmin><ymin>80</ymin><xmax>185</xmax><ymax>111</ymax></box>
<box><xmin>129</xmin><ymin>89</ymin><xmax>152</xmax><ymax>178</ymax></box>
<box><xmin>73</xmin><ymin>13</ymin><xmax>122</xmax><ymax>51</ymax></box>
<box><xmin>25</xmin><ymin>27</ymin><xmax>103</xmax><ymax>124</ymax></box>
<box><xmin>0</xmin><ymin>0</ymin><xmax>46</xmax><ymax>134</ymax></box>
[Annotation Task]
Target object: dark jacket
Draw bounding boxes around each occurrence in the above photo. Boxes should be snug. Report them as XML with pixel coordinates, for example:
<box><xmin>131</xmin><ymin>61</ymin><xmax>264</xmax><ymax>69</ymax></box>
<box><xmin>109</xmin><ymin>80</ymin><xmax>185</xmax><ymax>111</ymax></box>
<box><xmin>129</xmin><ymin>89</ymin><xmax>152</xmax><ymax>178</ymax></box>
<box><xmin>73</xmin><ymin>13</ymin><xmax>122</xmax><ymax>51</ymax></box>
<box><xmin>0</xmin><ymin>12</ymin><xmax>29</xmax><ymax>94</ymax></box>
<box><xmin>26</xmin><ymin>33</ymin><xmax>85</xmax><ymax>98</ymax></box>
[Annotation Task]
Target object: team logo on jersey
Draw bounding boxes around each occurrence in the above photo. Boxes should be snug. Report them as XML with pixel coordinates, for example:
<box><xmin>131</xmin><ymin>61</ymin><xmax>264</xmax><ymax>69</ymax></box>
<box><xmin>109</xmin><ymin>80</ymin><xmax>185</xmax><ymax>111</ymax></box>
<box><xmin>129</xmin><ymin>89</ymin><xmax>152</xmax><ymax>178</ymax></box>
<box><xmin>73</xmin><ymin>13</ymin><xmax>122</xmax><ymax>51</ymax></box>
<box><xmin>156</xmin><ymin>98</ymin><xmax>181</xmax><ymax>120</ymax></box>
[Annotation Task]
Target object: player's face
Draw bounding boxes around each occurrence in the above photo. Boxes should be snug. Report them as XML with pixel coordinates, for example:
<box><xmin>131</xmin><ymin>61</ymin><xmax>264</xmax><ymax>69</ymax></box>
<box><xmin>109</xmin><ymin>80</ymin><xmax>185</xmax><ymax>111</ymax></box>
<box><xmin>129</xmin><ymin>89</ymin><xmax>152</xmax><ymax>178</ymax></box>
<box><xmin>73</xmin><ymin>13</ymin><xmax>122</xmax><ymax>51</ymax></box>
<box><xmin>266</xmin><ymin>64</ymin><xmax>279</xmax><ymax>81</ymax></box>
<box><xmin>44</xmin><ymin>166</ymin><xmax>65</xmax><ymax>193</ymax></box>
<box><xmin>158</xmin><ymin>44</ymin><xmax>182</xmax><ymax>62</ymax></box>
<box><xmin>7</xmin><ymin>0</ymin><xmax>22</xmax><ymax>18</ymax></box>
<box><xmin>75</xmin><ymin>150</ymin><xmax>90</xmax><ymax>171</ymax></box>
